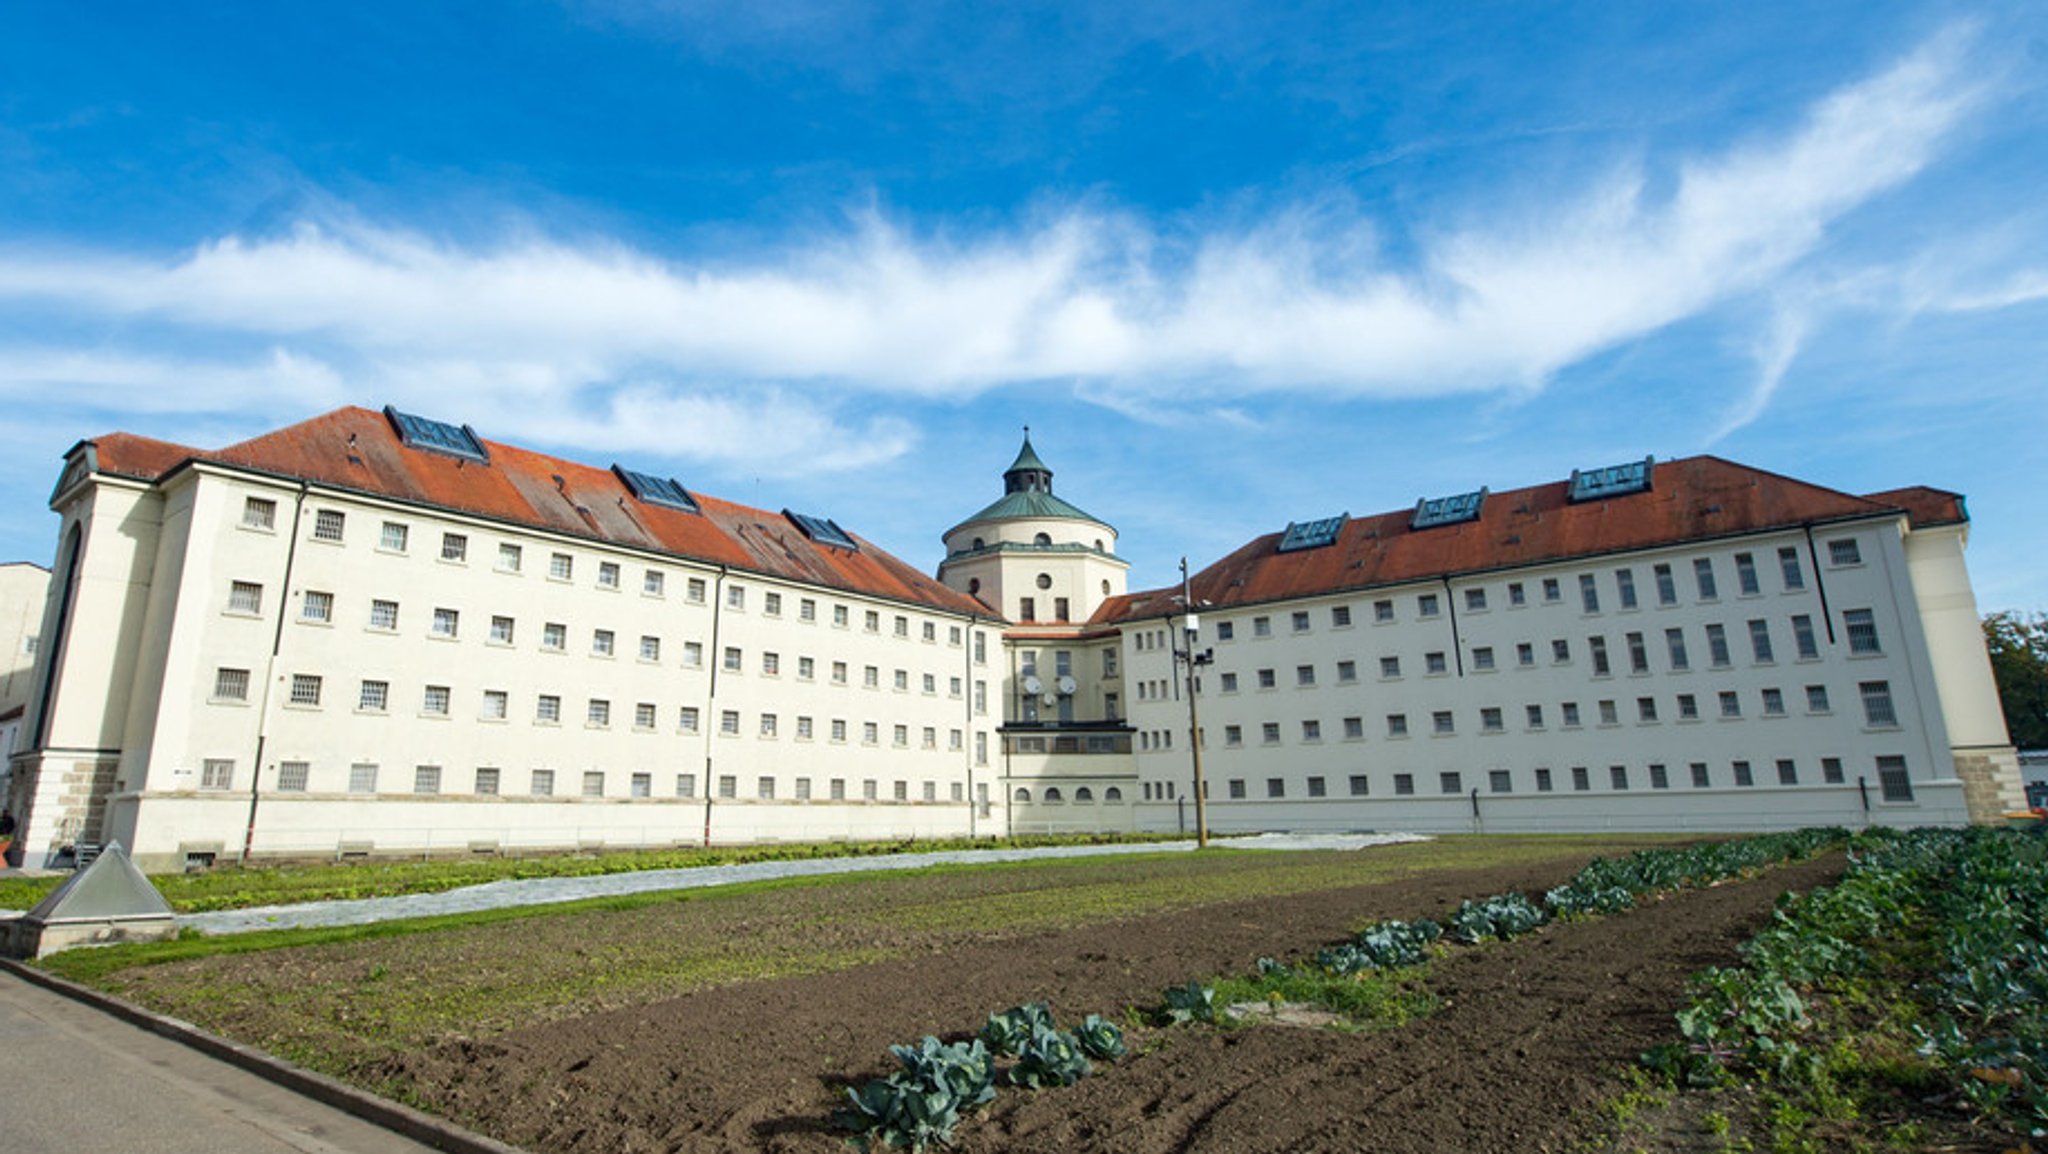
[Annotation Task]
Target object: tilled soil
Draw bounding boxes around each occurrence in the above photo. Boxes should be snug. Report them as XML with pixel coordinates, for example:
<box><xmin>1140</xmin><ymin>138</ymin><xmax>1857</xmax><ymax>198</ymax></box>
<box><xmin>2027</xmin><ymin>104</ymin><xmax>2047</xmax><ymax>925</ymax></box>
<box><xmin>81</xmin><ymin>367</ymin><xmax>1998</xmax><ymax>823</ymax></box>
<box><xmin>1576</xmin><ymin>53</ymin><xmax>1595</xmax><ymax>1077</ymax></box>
<box><xmin>376</xmin><ymin>851</ymin><xmax>1844</xmax><ymax>1154</ymax></box>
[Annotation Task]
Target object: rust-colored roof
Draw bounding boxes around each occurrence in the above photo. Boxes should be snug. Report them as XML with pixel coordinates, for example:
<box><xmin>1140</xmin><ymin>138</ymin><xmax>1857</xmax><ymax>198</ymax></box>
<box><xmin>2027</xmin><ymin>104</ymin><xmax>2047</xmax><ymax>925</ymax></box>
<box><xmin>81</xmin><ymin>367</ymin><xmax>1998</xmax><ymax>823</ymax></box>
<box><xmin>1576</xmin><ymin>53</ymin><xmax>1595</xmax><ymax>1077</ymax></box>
<box><xmin>1100</xmin><ymin>455</ymin><xmax>1935</xmax><ymax>623</ymax></box>
<box><xmin>1862</xmin><ymin>486</ymin><xmax>1967</xmax><ymax>529</ymax></box>
<box><xmin>87</xmin><ymin>432</ymin><xmax>202</xmax><ymax>481</ymax></box>
<box><xmin>79</xmin><ymin>407</ymin><xmax>987</xmax><ymax>617</ymax></box>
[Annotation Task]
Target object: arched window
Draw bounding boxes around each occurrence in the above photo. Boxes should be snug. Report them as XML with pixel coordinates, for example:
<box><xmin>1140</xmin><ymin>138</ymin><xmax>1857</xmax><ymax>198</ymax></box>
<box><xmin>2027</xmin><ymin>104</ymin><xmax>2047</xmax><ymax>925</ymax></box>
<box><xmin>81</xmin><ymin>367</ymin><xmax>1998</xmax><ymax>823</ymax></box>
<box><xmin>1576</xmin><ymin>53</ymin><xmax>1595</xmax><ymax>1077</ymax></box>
<box><xmin>1043</xmin><ymin>786</ymin><xmax>1064</xmax><ymax>804</ymax></box>
<box><xmin>972</xmin><ymin>536</ymin><xmax>985</xmax><ymax>549</ymax></box>
<box><xmin>1013</xmin><ymin>787</ymin><xmax>1031</xmax><ymax>803</ymax></box>
<box><xmin>1074</xmin><ymin>786</ymin><xmax>1094</xmax><ymax>803</ymax></box>
<box><xmin>1104</xmin><ymin>787</ymin><xmax>1123</xmax><ymax>802</ymax></box>
<box><xmin>1034</xmin><ymin>532</ymin><xmax>1052</xmax><ymax>546</ymax></box>
<box><xmin>1094</xmin><ymin>539</ymin><xmax>1104</xmax><ymax>551</ymax></box>
<box><xmin>968</xmin><ymin>578</ymin><xmax>981</xmax><ymax>594</ymax></box>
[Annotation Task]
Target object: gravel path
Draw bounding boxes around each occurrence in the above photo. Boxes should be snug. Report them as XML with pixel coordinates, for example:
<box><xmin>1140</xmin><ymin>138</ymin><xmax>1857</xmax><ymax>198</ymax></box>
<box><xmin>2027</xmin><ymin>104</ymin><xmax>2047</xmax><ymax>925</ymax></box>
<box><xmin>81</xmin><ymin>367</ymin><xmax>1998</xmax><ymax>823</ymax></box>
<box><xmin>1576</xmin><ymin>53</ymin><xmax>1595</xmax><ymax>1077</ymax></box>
<box><xmin>182</xmin><ymin>832</ymin><xmax>1429</xmax><ymax>936</ymax></box>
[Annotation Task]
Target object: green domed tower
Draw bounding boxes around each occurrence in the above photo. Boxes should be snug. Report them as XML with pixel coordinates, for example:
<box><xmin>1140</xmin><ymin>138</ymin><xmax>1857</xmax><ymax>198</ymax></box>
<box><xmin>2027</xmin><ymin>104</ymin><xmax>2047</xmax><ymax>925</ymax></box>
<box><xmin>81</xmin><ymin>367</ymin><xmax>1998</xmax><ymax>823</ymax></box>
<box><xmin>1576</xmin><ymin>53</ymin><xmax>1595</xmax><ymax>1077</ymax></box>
<box><xmin>938</xmin><ymin>432</ymin><xmax>1128</xmax><ymax>624</ymax></box>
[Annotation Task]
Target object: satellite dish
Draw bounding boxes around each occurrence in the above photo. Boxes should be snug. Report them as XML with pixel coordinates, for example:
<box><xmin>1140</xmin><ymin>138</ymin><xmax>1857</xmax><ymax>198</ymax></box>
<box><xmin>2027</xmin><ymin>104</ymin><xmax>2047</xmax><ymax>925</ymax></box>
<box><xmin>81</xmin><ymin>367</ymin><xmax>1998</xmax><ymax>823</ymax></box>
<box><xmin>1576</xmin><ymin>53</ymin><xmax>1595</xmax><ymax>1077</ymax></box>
<box><xmin>1022</xmin><ymin>675</ymin><xmax>1043</xmax><ymax>695</ymax></box>
<box><xmin>1041</xmin><ymin>692</ymin><xmax>1058</xmax><ymax>707</ymax></box>
<box><xmin>1056</xmin><ymin>675</ymin><xmax>1077</xmax><ymax>696</ymax></box>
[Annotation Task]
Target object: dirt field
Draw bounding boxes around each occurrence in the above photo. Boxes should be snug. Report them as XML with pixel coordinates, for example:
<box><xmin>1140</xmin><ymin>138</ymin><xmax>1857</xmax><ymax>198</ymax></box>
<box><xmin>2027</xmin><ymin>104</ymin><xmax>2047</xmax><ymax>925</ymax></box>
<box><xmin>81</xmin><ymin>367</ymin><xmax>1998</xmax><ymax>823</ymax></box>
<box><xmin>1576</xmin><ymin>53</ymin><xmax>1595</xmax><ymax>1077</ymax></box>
<box><xmin>334</xmin><ymin>846</ymin><xmax>1844</xmax><ymax>1154</ymax></box>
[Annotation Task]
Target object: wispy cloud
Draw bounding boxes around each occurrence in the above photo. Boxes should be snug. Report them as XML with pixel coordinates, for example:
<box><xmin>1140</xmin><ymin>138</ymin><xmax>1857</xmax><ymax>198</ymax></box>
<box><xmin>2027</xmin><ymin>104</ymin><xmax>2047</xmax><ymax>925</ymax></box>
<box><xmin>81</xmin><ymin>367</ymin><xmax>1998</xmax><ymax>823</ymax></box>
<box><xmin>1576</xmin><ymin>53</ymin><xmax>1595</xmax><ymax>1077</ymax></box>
<box><xmin>0</xmin><ymin>25</ymin><xmax>1998</xmax><ymax>457</ymax></box>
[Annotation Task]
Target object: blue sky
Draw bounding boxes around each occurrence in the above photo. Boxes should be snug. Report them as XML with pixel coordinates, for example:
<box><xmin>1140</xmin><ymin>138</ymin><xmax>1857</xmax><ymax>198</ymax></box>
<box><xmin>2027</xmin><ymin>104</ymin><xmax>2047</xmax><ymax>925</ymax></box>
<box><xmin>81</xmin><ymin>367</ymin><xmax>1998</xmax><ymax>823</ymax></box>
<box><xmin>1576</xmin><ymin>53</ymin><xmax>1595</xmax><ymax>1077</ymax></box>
<box><xmin>1</xmin><ymin>2</ymin><xmax>2043</xmax><ymax>610</ymax></box>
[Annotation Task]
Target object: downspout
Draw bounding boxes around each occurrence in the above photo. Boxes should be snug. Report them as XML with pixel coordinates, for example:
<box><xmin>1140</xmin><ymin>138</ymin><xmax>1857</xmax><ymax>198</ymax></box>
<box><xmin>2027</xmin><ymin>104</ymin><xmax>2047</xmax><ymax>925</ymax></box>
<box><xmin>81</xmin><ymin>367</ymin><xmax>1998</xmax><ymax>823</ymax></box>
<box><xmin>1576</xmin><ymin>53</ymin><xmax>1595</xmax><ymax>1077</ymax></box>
<box><xmin>1443</xmin><ymin>576</ymin><xmax>1464</xmax><ymax>676</ymax></box>
<box><xmin>702</xmin><ymin>567</ymin><xmax>726</xmax><ymax>846</ymax></box>
<box><xmin>1804</xmin><ymin>526</ymin><xmax>1837</xmax><ymax>646</ymax></box>
<box><xmin>243</xmin><ymin>481</ymin><xmax>308</xmax><ymax>865</ymax></box>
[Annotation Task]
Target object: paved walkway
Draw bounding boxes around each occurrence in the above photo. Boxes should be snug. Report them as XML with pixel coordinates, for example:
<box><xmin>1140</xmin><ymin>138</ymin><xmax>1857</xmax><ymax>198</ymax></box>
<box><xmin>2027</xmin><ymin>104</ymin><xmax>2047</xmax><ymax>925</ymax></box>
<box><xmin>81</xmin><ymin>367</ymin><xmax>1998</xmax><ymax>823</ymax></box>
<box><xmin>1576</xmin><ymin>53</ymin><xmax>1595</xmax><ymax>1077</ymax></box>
<box><xmin>184</xmin><ymin>832</ymin><xmax>1425</xmax><ymax>935</ymax></box>
<box><xmin>0</xmin><ymin>968</ymin><xmax>450</xmax><ymax>1154</ymax></box>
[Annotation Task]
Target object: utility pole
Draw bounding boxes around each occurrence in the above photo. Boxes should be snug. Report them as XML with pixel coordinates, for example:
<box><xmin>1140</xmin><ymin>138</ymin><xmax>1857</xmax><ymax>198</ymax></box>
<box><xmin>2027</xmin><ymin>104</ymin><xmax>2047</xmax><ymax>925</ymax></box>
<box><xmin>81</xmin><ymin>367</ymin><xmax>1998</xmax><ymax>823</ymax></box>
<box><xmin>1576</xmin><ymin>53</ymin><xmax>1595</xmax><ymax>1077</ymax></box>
<box><xmin>1177</xmin><ymin>557</ymin><xmax>1212</xmax><ymax>848</ymax></box>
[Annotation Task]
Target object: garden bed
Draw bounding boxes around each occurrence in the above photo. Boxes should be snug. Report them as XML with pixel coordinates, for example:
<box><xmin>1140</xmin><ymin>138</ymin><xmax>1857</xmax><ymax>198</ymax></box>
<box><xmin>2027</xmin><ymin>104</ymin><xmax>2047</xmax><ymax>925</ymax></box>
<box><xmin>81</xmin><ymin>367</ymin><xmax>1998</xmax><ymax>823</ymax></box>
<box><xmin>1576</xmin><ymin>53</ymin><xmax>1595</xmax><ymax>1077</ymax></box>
<box><xmin>54</xmin><ymin>834</ymin><xmax>1866</xmax><ymax>1153</ymax></box>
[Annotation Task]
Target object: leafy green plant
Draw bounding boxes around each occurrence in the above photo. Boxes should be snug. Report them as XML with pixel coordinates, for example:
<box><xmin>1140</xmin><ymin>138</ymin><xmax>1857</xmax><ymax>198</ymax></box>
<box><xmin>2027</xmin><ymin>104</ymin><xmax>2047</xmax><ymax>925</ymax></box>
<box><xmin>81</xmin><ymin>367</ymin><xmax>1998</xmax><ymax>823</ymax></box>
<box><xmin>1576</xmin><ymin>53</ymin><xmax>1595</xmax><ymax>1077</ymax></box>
<box><xmin>978</xmin><ymin>1002</ymin><xmax>1055</xmax><ymax>1056</ymax></box>
<box><xmin>836</xmin><ymin>1036</ymin><xmax>996</xmax><ymax>1152</ymax></box>
<box><xmin>1447</xmin><ymin>892</ymin><xmax>1548</xmax><ymax>943</ymax></box>
<box><xmin>1160</xmin><ymin>981</ymin><xmax>1218</xmax><ymax>1025</ymax></box>
<box><xmin>1073</xmin><ymin>1013</ymin><xmax>1127</xmax><ymax>1061</ymax></box>
<box><xmin>1008</xmin><ymin>1024</ymin><xmax>1092</xmax><ymax>1088</ymax></box>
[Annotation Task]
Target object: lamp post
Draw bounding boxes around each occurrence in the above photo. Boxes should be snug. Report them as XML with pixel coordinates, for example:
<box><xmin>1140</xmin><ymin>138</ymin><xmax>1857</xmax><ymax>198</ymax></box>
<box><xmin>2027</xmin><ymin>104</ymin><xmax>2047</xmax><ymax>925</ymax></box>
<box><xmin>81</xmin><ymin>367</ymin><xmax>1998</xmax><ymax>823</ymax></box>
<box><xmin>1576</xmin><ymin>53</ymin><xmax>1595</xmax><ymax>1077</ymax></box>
<box><xmin>1176</xmin><ymin>557</ymin><xmax>1213</xmax><ymax>848</ymax></box>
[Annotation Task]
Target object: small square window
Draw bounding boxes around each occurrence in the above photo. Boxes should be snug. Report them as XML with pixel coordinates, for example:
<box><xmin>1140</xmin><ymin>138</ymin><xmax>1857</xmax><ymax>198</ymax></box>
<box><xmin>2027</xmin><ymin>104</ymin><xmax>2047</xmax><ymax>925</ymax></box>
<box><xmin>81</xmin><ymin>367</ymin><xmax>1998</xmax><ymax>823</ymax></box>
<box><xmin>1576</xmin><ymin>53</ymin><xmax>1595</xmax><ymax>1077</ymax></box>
<box><xmin>441</xmin><ymin>533</ymin><xmax>468</xmax><ymax>562</ymax></box>
<box><xmin>242</xmin><ymin>496</ymin><xmax>277</xmax><ymax>529</ymax></box>
<box><xmin>1828</xmin><ymin>539</ymin><xmax>1862</xmax><ymax>567</ymax></box>
<box><xmin>379</xmin><ymin>521</ymin><xmax>409</xmax><ymax>552</ymax></box>
<box><xmin>498</xmin><ymin>543</ymin><xmax>523</xmax><ymax>571</ymax></box>
<box><xmin>312</xmin><ymin>509</ymin><xmax>346</xmax><ymax>542</ymax></box>
<box><xmin>597</xmin><ymin>561</ymin><xmax>619</xmax><ymax>588</ymax></box>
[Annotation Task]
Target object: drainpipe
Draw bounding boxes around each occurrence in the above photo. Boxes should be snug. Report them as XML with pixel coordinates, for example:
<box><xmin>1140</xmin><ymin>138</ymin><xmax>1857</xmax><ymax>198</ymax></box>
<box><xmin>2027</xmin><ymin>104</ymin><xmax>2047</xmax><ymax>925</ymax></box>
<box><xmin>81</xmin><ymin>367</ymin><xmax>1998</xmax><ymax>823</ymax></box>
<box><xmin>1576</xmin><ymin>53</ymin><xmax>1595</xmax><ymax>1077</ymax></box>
<box><xmin>1856</xmin><ymin>775</ymin><xmax>1872</xmax><ymax>828</ymax></box>
<box><xmin>1443</xmin><ymin>576</ymin><xmax>1464</xmax><ymax>676</ymax></box>
<box><xmin>1469</xmin><ymin>785</ymin><xmax>1481</xmax><ymax>834</ymax></box>
<box><xmin>702</xmin><ymin>567</ymin><xmax>726</xmax><ymax>846</ymax></box>
<box><xmin>243</xmin><ymin>481</ymin><xmax>309</xmax><ymax>865</ymax></box>
<box><xmin>1804</xmin><ymin>526</ymin><xmax>1837</xmax><ymax>646</ymax></box>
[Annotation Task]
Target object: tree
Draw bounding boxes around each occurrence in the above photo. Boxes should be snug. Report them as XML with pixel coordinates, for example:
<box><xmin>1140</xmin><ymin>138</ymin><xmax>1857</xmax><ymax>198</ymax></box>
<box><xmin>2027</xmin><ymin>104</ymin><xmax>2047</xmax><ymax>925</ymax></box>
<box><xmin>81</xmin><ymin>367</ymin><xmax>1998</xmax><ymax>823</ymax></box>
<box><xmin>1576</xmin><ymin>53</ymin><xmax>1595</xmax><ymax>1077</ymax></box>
<box><xmin>1984</xmin><ymin>611</ymin><xmax>2048</xmax><ymax>749</ymax></box>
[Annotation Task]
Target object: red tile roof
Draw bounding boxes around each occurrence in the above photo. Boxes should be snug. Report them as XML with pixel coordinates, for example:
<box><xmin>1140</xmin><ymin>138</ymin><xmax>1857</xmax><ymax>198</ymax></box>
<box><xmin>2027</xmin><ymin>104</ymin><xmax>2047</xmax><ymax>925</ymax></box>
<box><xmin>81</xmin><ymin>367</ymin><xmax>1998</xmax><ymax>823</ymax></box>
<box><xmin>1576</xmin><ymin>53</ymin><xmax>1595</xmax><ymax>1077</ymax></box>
<box><xmin>1099</xmin><ymin>456</ymin><xmax>1948</xmax><ymax>623</ymax></box>
<box><xmin>81</xmin><ymin>407</ymin><xmax>986</xmax><ymax>616</ymax></box>
<box><xmin>1861</xmin><ymin>486</ymin><xmax>1967</xmax><ymax>529</ymax></box>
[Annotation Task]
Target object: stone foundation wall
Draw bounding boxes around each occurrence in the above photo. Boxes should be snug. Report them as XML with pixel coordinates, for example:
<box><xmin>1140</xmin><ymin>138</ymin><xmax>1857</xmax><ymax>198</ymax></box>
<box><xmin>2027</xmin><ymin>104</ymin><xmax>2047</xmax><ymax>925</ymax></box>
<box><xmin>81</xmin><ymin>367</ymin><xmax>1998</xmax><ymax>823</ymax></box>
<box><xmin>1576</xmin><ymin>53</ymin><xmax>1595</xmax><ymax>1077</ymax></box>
<box><xmin>13</xmin><ymin>753</ymin><xmax>119</xmax><ymax>864</ymax></box>
<box><xmin>1953</xmin><ymin>745</ymin><xmax>2025</xmax><ymax>824</ymax></box>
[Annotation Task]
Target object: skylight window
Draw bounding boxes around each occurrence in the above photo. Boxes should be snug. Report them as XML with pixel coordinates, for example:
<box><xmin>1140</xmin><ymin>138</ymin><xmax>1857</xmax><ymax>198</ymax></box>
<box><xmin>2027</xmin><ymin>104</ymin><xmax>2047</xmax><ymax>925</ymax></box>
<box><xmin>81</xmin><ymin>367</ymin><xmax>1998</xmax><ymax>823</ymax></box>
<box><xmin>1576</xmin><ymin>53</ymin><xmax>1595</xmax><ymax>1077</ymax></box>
<box><xmin>784</xmin><ymin>509</ymin><xmax>858</xmax><ymax>551</ymax></box>
<box><xmin>1277</xmin><ymin>514</ymin><xmax>1347</xmax><ymax>553</ymax></box>
<box><xmin>613</xmin><ymin>466</ymin><xmax>701</xmax><ymax>514</ymax></box>
<box><xmin>1412</xmin><ymin>488</ymin><xmax>1487</xmax><ymax>530</ymax></box>
<box><xmin>1568</xmin><ymin>456</ymin><xmax>1654</xmax><ymax>502</ymax></box>
<box><xmin>384</xmin><ymin>406</ymin><xmax>488</xmax><ymax>463</ymax></box>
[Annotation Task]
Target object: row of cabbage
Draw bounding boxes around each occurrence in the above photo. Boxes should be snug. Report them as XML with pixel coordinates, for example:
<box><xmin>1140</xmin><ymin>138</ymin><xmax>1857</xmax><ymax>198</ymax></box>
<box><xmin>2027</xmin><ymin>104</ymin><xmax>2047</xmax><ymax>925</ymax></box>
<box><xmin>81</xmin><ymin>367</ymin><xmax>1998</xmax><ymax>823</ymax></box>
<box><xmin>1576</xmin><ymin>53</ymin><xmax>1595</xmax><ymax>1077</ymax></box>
<box><xmin>837</xmin><ymin>829</ymin><xmax>1843</xmax><ymax>1151</ymax></box>
<box><xmin>1643</xmin><ymin>826</ymin><xmax>2047</xmax><ymax>1136</ymax></box>
<box><xmin>1267</xmin><ymin>827</ymin><xmax>1847</xmax><ymax>986</ymax></box>
<box><xmin>837</xmin><ymin>1002</ymin><xmax>1126</xmax><ymax>1152</ymax></box>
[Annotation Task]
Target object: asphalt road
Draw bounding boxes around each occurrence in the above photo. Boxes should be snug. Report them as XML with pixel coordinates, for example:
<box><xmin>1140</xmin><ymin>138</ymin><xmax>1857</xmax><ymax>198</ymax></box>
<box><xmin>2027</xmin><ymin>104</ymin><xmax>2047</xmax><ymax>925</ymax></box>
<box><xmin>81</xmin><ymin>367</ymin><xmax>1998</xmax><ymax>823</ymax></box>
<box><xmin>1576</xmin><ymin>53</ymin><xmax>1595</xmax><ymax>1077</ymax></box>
<box><xmin>0</xmin><ymin>969</ymin><xmax>447</xmax><ymax>1154</ymax></box>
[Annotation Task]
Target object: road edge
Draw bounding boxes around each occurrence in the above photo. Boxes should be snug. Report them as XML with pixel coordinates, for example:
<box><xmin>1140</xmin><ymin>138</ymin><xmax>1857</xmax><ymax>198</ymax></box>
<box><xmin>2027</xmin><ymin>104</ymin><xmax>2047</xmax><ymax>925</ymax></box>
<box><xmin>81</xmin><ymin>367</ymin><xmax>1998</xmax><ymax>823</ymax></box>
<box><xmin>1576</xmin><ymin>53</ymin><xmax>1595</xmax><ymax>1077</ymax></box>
<box><xmin>0</xmin><ymin>957</ymin><xmax>531</xmax><ymax>1154</ymax></box>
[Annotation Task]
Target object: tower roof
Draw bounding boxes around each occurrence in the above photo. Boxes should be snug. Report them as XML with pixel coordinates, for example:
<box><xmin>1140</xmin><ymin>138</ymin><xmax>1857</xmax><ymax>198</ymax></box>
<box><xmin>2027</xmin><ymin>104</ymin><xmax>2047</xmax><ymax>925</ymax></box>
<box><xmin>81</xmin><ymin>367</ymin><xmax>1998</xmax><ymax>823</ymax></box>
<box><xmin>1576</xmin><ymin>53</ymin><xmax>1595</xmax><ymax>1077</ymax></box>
<box><xmin>1005</xmin><ymin>433</ymin><xmax>1052</xmax><ymax>479</ymax></box>
<box><xmin>946</xmin><ymin>431</ymin><xmax>1112</xmax><ymax>538</ymax></box>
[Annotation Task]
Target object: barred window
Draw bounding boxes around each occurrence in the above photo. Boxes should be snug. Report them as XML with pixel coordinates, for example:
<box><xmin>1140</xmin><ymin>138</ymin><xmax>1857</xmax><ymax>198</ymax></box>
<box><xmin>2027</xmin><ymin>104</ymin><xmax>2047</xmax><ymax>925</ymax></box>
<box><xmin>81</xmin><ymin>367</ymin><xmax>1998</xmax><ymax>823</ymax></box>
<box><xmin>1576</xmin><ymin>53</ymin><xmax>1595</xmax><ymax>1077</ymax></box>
<box><xmin>201</xmin><ymin>758</ymin><xmax>235</xmax><ymax>790</ymax></box>
<box><xmin>312</xmin><ymin>509</ymin><xmax>345</xmax><ymax>542</ymax></box>
<box><xmin>1844</xmin><ymin>609</ymin><xmax>1881</xmax><ymax>654</ymax></box>
<box><xmin>277</xmin><ymin>761</ymin><xmax>310</xmax><ymax>791</ymax></box>
<box><xmin>228</xmin><ymin>580</ymin><xmax>264</xmax><ymax>614</ymax></box>
<box><xmin>358</xmin><ymin>680</ymin><xmax>388</xmax><ymax>711</ymax></box>
<box><xmin>213</xmin><ymin>667</ymin><xmax>250</xmax><ymax>701</ymax></box>
<box><xmin>242</xmin><ymin>496</ymin><xmax>277</xmax><ymax>529</ymax></box>
<box><xmin>289</xmin><ymin>674</ymin><xmax>322</xmax><ymax>706</ymax></box>
<box><xmin>1859</xmin><ymin>681</ymin><xmax>1898</xmax><ymax>727</ymax></box>
<box><xmin>1876</xmin><ymin>756</ymin><xmax>1913</xmax><ymax>801</ymax></box>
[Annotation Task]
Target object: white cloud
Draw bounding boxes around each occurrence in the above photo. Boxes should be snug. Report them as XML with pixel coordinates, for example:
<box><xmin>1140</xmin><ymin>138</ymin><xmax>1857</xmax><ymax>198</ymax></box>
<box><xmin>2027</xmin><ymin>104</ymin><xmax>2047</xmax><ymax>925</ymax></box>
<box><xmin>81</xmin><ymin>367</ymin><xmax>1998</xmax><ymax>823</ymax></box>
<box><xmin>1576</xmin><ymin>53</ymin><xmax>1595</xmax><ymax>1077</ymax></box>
<box><xmin>0</xmin><ymin>25</ymin><xmax>1994</xmax><ymax>431</ymax></box>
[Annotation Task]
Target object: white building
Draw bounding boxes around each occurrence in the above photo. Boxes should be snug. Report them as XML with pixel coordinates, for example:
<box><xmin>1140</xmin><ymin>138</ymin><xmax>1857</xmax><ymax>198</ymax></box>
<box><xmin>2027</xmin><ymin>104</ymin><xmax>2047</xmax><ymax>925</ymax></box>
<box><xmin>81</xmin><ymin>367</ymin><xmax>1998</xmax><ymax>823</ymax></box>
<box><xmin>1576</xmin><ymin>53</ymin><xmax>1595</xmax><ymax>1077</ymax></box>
<box><xmin>8</xmin><ymin>407</ymin><xmax>1002</xmax><ymax>870</ymax></box>
<box><xmin>5</xmin><ymin>408</ymin><xmax>2023</xmax><ymax>869</ymax></box>
<box><xmin>0</xmin><ymin>561</ymin><xmax>50</xmax><ymax>788</ymax></box>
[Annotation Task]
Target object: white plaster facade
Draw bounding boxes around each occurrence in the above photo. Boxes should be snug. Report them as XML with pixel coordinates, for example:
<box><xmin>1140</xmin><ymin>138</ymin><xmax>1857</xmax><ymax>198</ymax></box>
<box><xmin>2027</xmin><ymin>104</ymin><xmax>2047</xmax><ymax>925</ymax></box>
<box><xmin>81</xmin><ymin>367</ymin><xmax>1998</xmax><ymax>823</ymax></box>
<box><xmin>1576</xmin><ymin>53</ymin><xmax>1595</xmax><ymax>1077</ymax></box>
<box><xmin>6</xmin><ymin>411</ymin><xmax>2022</xmax><ymax>869</ymax></box>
